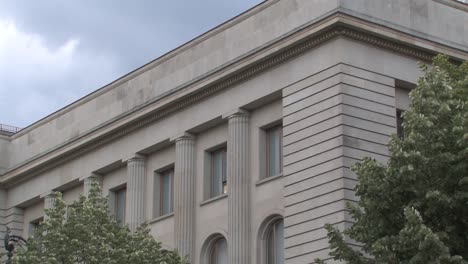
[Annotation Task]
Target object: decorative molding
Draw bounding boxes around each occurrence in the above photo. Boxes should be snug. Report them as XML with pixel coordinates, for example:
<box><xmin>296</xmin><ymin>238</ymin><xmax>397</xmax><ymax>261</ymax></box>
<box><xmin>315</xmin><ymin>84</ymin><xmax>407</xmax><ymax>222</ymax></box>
<box><xmin>200</xmin><ymin>194</ymin><xmax>228</xmax><ymax>207</ymax></box>
<box><xmin>255</xmin><ymin>173</ymin><xmax>283</xmax><ymax>186</ymax></box>
<box><xmin>9</xmin><ymin>1</ymin><xmax>279</xmax><ymax>139</ymax></box>
<box><xmin>39</xmin><ymin>190</ymin><xmax>56</xmax><ymax>199</ymax></box>
<box><xmin>148</xmin><ymin>212</ymin><xmax>174</xmax><ymax>224</ymax></box>
<box><xmin>123</xmin><ymin>153</ymin><xmax>146</xmax><ymax>164</ymax></box>
<box><xmin>1</xmin><ymin>22</ymin><xmax>438</xmax><ymax>187</ymax></box>
<box><xmin>170</xmin><ymin>132</ymin><xmax>195</xmax><ymax>143</ymax></box>
<box><xmin>222</xmin><ymin>108</ymin><xmax>250</xmax><ymax>120</ymax></box>
<box><xmin>341</xmin><ymin>27</ymin><xmax>433</xmax><ymax>61</ymax></box>
<box><xmin>433</xmin><ymin>0</ymin><xmax>468</xmax><ymax>12</ymax></box>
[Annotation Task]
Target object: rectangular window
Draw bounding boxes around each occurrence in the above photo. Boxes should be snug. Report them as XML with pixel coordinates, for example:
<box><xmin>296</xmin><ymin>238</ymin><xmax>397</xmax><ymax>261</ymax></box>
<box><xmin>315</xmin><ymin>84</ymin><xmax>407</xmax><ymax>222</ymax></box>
<box><xmin>266</xmin><ymin>126</ymin><xmax>282</xmax><ymax>177</ymax></box>
<box><xmin>397</xmin><ymin>110</ymin><xmax>404</xmax><ymax>139</ymax></box>
<box><xmin>159</xmin><ymin>169</ymin><xmax>174</xmax><ymax>216</ymax></box>
<box><xmin>28</xmin><ymin>218</ymin><xmax>43</xmax><ymax>238</ymax></box>
<box><xmin>114</xmin><ymin>188</ymin><xmax>126</xmax><ymax>226</ymax></box>
<box><xmin>210</xmin><ymin>148</ymin><xmax>227</xmax><ymax>197</ymax></box>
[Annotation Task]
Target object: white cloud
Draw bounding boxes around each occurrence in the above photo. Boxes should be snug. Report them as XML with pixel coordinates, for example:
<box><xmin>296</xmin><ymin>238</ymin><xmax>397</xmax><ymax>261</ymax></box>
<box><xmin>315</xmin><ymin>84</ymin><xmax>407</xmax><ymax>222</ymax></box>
<box><xmin>0</xmin><ymin>19</ymin><xmax>120</xmax><ymax>127</ymax></box>
<box><xmin>0</xmin><ymin>19</ymin><xmax>78</xmax><ymax>78</ymax></box>
<box><xmin>0</xmin><ymin>1</ymin><xmax>261</xmax><ymax>128</ymax></box>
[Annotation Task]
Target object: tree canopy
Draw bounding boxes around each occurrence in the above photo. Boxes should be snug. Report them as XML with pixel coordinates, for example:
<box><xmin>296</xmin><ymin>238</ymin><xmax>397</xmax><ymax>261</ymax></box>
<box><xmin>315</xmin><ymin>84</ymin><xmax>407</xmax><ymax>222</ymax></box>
<box><xmin>13</xmin><ymin>181</ymin><xmax>186</xmax><ymax>264</ymax></box>
<box><xmin>317</xmin><ymin>55</ymin><xmax>468</xmax><ymax>263</ymax></box>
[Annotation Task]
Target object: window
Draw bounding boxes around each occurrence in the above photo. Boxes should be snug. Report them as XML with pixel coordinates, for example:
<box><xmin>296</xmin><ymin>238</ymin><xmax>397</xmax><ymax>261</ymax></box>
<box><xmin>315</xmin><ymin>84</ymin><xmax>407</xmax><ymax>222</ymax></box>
<box><xmin>266</xmin><ymin>126</ymin><xmax>282</xmax><ymax>177</ymax></box>
<box><xmin>114</xmin><ymin>187</ymin><xmax>126</xmax><ymax>226</ymax></box>
<box><xmin>209</xmin><ymin>237</ymin><xmax>228</xmax><ymax>264</ymax></box>
<box><xmin>28</xmin><ymin>218</ymin><xmax>43</xmax><ymax>238</ymax></box>
<box><xmin>397</xmin><ymin>110</ymin><xmax>404</xmax><ymax>139</ymax></box>
<box><xmin>157</xmin><ymin>168</ymin><xmax>174</xmax><ymax>217</ymax></box>
<box><xmin>265</xmin><ymin>220</ymin><xmax>284</xmax><ymax>264</ymax></box>
<box><xmin>210</xmin><ymin>148</ymin><xmax>227</xmax><ymax>197</ymax></box>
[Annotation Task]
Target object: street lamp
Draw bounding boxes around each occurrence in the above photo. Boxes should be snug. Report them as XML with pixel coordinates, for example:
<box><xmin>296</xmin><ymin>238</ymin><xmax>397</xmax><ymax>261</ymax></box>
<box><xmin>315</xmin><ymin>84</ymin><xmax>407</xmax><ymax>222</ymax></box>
<box><xmin>3</xmin><ymin>227</ymin><xmax>26</xmax><ymax>264</ymax></box>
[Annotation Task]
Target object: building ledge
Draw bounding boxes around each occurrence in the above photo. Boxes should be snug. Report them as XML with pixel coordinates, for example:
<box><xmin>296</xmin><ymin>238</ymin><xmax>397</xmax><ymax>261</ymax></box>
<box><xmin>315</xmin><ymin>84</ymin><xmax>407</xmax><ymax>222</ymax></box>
<box><xmin>256</xmin><ymin>174</ymin><xmax>283</xmax><ymax>186</ymax></box>
<box><xmin>434</xmin><ymin>0</ymin><xmax>468</xmax><ymax>12</ymax></box>
<box><xmin>149</xmin><ymin>213</ymin><xmax>174</xmax><ymax>224</ymax></box>
<box><xmin>200</xmin><ymin>194</ymin><xmax>228</xmax><ymax>206</ymax></box>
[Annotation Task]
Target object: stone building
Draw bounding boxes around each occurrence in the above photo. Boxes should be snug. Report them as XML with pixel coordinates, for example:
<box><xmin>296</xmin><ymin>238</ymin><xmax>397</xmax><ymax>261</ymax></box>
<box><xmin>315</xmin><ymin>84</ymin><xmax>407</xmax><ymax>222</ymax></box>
<box><xmin>1</xmin><ymin>0</ymin><xmax>467</xmax><ymax>263</ymax></box>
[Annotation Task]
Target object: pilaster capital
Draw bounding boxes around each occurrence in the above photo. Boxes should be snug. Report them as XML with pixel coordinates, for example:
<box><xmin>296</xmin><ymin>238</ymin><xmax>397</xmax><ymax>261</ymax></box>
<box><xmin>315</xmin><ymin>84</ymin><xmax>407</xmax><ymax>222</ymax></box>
<box><xmin>170</xmin><ymin>132</ymin><xmax>195</xmax><ymax>143</ymax></box>
<box><xmin>40</xmin><ymin>190</ymin><xmax>56</xmax><ymax>199</ymax></box>
<box><xmin>79</xmin><ymin>172</ymin><xmax>102</xmax><ymax>182</ymax></box>
<box><xmin>222</xmin><ymin>108</ymin><xmax>249</xmax><ymax>120</ymax></box>
<box><xmin>123</xmin><ymin>153</ymin><xmax>146</xmax><ymax>164</ymax></box>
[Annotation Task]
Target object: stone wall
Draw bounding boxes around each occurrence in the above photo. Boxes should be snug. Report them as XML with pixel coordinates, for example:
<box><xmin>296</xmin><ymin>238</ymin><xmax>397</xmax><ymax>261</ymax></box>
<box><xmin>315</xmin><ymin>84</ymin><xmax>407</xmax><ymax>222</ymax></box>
<box><xmin>282</xmin><ymin>62</ymin><xmax>396</xmax><ymax>262</ymax></box>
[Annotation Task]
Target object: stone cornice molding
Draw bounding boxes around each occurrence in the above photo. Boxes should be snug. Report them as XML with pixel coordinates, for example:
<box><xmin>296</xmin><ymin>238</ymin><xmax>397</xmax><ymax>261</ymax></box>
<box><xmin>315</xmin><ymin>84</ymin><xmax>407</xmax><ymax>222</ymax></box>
<box><xmin>10</xmin><ymin>1</ymin><xmax>279</xmax><ymax>139</ymax></box>
<box><xmin>170</xmin><ymin>132</ymin><xmax>196</xmax><ymax>143</ymax></box>
<box><xmin>40</xmin><ymin>190</ymin><xmax>56</xmax><ymax>199</ymax></box>
<box><xmin>222</xmin><ymin>108</ymin><xmax>250</xmax><ymax>120</ymax></box>
<box><xmin>79</xmin><ymin>172</ymin><xmax>102</xmax><ymax>182</ymax></box>
<box><xmin>434</xmin><ymin>0</ymin><xmax>468</xmax><ymax>12</ymax></box>
<box><xmin>123</xmin><ymin>154</ymin><xmax>146</xmax><ymax>164</ymax></box>
<box><xmin>1</xmin><ymin>13</ymin><xmax>467</xmax><ymax>187</ymax></box>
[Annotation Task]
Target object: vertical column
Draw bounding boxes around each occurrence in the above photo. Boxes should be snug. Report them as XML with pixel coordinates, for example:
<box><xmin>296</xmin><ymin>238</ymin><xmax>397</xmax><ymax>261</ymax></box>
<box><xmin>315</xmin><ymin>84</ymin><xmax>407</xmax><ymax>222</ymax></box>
<box><xmin>172</xmin><ymin>133</ymin><xmax>196</xmax><ymax>262</ymax></box>
<box><xmin>42</xmin><ymin>191</ymin><xmax>56</xmax><ymax>221</ymax></box>
<box><xmin>225</xmin><ymin>109</ymin><xmax>250</xmax><ymax>264</ymax></box>
<box><xmin>125</xmin><ymin>155</ymin><xmax>146</xmax><ymax>232</ymax></box>
<box><xmin>83</xmin><ymin>173</ymin><xmax>103</xmax><ymax>197</ymax></box>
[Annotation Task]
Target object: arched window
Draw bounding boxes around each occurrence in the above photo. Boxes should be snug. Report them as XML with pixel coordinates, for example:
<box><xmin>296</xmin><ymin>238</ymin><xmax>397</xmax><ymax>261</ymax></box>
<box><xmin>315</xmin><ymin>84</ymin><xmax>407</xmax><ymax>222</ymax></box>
<box><xmin>265</xmin><ymin>219</ymin><xmax>284</xmax><ymax>264</ymax></box>
<box><xmin>209</xmin><ymin>237</ymin><xmax>227</xmax><ymax>264</ymax></box>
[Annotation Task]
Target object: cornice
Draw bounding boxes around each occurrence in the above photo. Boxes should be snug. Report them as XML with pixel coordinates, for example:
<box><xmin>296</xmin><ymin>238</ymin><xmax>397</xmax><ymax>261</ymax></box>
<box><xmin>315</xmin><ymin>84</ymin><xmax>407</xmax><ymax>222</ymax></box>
<box><xmin>10</xmin><ymin>0</ymin><xmax>278</xmax><ymax>138</ymax></box>
<box><xmin>341</xmin><ymin>27</ymin><xmax>432</xmax><ymax>61</ymax></box>
<box><xmin>434</xmin><ymin>0</ymin><xmax>468</xmax><ymax>12</ymax></box>
<box><xmin>0</xmin><ymin>134</ymin><xmax>11</xmax><ymax>141</ymax></box>
<box><xmin>1</xmin><ymin>12</ymin><xmax>465</xmax><ymax>187</ymax></box>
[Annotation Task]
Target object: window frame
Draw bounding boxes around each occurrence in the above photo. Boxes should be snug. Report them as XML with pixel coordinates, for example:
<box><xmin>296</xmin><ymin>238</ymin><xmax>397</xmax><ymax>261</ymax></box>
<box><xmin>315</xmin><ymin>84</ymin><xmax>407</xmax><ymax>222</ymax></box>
<box><xmin>208</xmin><ymin>237</ymin><xmax>228</xmax><ymax>264</ymax></box>
<box><xmin>209</xmin><ymin>147</ymin><xmax>228</xmax><ymax>198</ymax></box>
<box><xmin>257</xmin><ymin>215</ymin><xmax>284</xmax><ymax>264</ymax></box>
<box><xmin>265</xmin><ymin>220</ymin><xmax>283</xmax><ymax>264</ymax></box>
<box><xmin>265</xmin><ymin>125</ymin><xmax>283</xmax><ymax>178</ymax></box>
<box><xmin>397</xmin><ymin>109</ymin><xmax>404</xmax><ymax>139</ymax></box>
<box><xmin>113</xmin><ymin>187</ymin><xmax>127</xmax><ymax>226</ymax></box>
<box><xmin>28</xmin><ymin>217</ymin><xmax>43</xmax><ymax>238</ymax></box>
<box><xmin>158</xmin><ymin>168</ymin><xmax>174</xmax><ymax>217</ymax></box>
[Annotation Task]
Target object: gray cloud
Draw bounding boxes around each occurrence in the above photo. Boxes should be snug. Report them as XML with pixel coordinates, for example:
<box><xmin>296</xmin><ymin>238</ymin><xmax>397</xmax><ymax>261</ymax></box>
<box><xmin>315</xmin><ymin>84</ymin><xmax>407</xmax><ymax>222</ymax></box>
<box><xmin>0</xmin><ymin>0</ymin><xmax>261</xmax><ymax>128</ymax></box>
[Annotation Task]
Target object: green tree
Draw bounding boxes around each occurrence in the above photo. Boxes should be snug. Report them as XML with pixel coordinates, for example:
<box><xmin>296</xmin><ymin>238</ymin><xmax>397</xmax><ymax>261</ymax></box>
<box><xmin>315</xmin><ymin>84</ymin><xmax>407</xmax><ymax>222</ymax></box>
<box><xmin>317</xmin><ymin>55</ymin><xmax>468</xmax><ymax>264</ymax></box>
<box><xmin>13</xmin><ymin>181</ymin><xmax>186</xmax><ymax>264</ymax></box>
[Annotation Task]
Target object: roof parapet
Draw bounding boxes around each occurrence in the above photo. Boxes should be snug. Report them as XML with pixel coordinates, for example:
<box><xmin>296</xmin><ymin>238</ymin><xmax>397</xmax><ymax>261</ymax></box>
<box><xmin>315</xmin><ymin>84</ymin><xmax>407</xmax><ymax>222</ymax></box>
<box><xmin>0</xmin><ymin>124</ymin><xmax>21</xmax><ymax>136</ymax></box>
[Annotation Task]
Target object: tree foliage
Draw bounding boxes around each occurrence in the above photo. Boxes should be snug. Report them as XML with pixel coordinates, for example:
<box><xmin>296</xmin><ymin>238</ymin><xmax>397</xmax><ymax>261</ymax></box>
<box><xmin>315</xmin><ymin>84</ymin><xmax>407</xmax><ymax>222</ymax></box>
<box><xmin>317</xmin><ymin>55</ymin><xmax>468</xmax><ymax>263</ymax></box>
<box><xmin>13</xmin><ymin>181</ymin><xmax>186</xmax><ymax>264</ymax></box>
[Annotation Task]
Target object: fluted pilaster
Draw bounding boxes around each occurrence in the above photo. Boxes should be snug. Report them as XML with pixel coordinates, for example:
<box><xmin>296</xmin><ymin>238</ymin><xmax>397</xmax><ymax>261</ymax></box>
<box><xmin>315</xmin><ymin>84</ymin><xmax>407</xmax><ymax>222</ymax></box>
<box><xmin>42</xmin><ymin>191</ymin><xmax>55</xmax><ymax>220</ymax></box>
<box><xmin>226</xmin><ymin>110</ymin><xmax>250</xmax><ymax>264</ymax></box>
<box><xmin>83</xmin><ymin>174</ymin><xmax>103</xmax><ymax>197</ymax></box>
<box><xmin>126</xmin><ymin>155</ymin><xmax>146</xmax><ymax>232</ymax></box>
<box><xmin>173</xmin><ymin>133</ymin><xmax>196</xmax><ymax>262</ymax></box>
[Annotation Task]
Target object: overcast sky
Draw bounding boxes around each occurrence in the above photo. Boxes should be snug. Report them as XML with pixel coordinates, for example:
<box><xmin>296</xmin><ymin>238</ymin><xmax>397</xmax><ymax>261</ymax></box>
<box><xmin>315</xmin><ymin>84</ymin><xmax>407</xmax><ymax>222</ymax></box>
<box><xmin>0</xmin><ymin>0</ymin><xmax>262</xmax><ymax>128</ymax></box>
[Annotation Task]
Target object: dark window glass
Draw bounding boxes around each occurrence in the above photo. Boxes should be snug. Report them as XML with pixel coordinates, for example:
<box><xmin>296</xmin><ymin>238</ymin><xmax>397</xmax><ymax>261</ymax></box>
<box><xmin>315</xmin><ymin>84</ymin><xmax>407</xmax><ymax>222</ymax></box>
<box><xmin>160</xmin><ymin>169</ymin><xmax>174</xmax><ymax>216</ymax></box>
<box><xmin>266</xmin><ymin>220</ymin><xmax>284</xmax><ymax>264</ymax></box>
<box><xmin>266</xmin><ymin>126</ymin><xmax>282</xmax><ymax>177</ymax></box>
<box><xmin>29</xmin><ymin>218</ymin><xmax>43</xmax><ymax>238</ymax></box>
<box><xmin>115</xmin><ymin>188</ymin><xmax>126</xmax><ymax>226</ymax></box>
<box><xmin>397</xmin><ymin>110</ymin><xmax>404</xmax><ymax>139</ymax></box>
<box><xmin>209</xmin><ymin>237</ymin><xmax>228</xmax><ymax>264</ymax></box>
<box><xmin>211</xmin><ymin>148</ymin><xmax>227</xmax><ymax>197</ymax></box>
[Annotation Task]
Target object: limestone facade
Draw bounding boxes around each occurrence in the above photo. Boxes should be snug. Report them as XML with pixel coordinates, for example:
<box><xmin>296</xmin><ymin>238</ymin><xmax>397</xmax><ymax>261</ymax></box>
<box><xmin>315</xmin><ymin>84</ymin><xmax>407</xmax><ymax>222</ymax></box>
<box><xmin>1</xmin><ymin>1</ymin><xmax>467</xmax><ymax>263</ymax></box>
